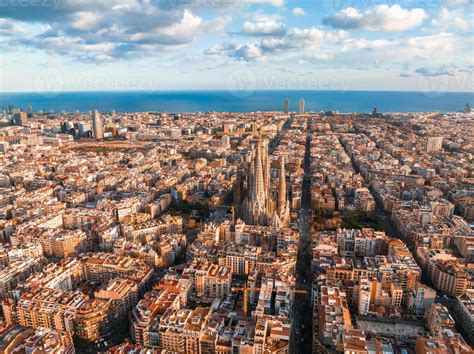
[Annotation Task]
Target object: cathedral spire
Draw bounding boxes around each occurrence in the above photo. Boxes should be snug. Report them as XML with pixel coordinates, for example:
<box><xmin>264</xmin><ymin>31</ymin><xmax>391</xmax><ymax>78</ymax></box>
<box><xmin>240</xmin><ymin>133</ymin><xmax>279</xmax><ymax>226</ymax></box>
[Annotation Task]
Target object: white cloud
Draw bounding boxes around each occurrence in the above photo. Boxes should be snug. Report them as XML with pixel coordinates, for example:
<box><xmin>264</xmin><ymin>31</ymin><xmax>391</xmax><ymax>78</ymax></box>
<box><xmin>207</xmin><ymin>26</ymin><xmax>346</xmax><ymax>62</ymax></box>
<box><xmin>243</xmin><ymin>9</ymin><xmax>282</xmax><ymax>22</ymax></box>
<box><xmin>323</xmin><ymin>5</ymin><xmax>427</xmax><ymax>32</ymax></box>
<box><xmin>431</xmin><ymin>8</ymin><xmax>470</xmax><ymax>32</ymax></box>
<box><xmin>339</xmin><ymin>32</ymin><xmax>464</xmax><ymax>65</ymax></box>
<box><xmin>406</xmin><ymin>33</ymin><xmax>457</xmax><ymax>59</ymax></box>
<box><xmin>292</xmin><ymin>7</ymin><xmax>306</xmax><ymax>16</ymax></box>
<box><xmin>248</xmin><ymin>0</ymin><xmax>285</xmax><ymax>6</ymax></box>
<box><xmin>0</xmin><ymin>18</ymin><xmax>24</xmax><ymax>36</ymax></box>
<box><xmin>439</xmin><ymin>0</ymin><xmax>473</xmax><ymax>7</ymax></box>
<box><xmin>1</xmin><ymin>1</ymin><xmax>221</xmax><ymax>62</ymax></box>
<box><xmin>340</xmin><ymin>38</ymin><xmax>393</xmax><ymax>53</ymax></box>
<box><xmin>260</xmin><ymin>27</ymin><xmax>347</xmax><ymax>52</ymax></box>
<box><xmin>70</xmin><ymin>11</ymin><xmax>102</xmax><ymax>31</ymax></box>
<box><xmin>296</xmin><ymin>52</ymin><xmax>332</xmax><ymax>65</ymax></box>
<box><xmin>307</xmin><ymin>53</ymin><xmax>332</xmax><ymax>61</ymax></box>
<box><xmin>234</xmin><ymin>44</ymin><xmax>264</xmax><ymax>60</ymax></box>
<box><xmin>415</xmin><ymin>66</ymin><xmax>455</xmax><ymax>77</ymax></box>
<box><xmin>204</xmin><ymin>44</ymin><xmax>226</xmax><ymax>55</ymax></box>
<box><xmin>154</xmin><ymin>10</ymin><xmax>204</xmax><ymax>39</ymax></box>
<box><xmin>242</xmin><ymin>20</ymin><xmax>287</xmax><ymax>36</ymax></box>
<box><xmin>204</xmin><ymin>41</ymin><xmax>263</xmax><ymax>61</ymax></box>
<box><xmin>206</xmin><ymin>16</ymin><xmax>232</xmax><ymax>34</ymax></box>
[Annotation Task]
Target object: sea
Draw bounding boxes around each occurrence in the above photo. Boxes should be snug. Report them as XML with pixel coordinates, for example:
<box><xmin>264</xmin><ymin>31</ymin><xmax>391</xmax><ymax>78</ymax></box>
<box><xmin>1</xmin><ymin>90</ymin><xmax>472</xmax><ymax>113</ymax></box>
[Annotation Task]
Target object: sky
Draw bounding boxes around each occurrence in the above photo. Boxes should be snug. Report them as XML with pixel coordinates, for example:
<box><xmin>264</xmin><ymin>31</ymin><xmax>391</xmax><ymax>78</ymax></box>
<box><xmin>0</xmin><ymin>0</ymin><xmax>473</xmax><ymax>92</ymax></box>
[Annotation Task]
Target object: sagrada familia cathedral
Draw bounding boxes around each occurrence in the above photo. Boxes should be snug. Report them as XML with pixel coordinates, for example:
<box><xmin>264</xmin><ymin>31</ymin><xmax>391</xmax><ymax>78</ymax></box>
<box><xmin>235</xmin><ymin>135</ymin><xmax>290</xmax><ymax>227</ymax></box>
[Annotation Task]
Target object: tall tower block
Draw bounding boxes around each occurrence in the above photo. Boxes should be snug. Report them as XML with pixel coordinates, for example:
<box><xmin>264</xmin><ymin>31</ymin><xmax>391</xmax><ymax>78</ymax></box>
<box><xmin>299</xmin><ymin>99</ymin><xmax>305</xmax><ymax>114</ymax></box>
<box><xmin>92</xmin><ymin>110</ymin><xmax>103</xmax><ymax>139</ymax></box>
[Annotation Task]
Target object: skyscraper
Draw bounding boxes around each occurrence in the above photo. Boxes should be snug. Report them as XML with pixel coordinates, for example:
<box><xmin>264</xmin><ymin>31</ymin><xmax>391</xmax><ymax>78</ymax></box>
<box><xmin>92</xmin><ymin>110</ymin><xmax>103</xmax><ymax>139</ymax></box>
<box><xmin>299</xmin><ymin>99</ymin><xmax>305</xmax><ymax>114</ymax></box>
<box><xmin>284</xmin><ymin>99</ymin><xmax>289</xmax><ymax>114</ymax></box>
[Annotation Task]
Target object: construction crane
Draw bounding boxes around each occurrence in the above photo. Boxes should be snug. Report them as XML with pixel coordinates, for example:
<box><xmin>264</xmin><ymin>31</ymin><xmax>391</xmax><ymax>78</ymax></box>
<box><xmin>231</xmin><ymin>284</ymin><xmax>307</xmax><ymax>319</ymax></box>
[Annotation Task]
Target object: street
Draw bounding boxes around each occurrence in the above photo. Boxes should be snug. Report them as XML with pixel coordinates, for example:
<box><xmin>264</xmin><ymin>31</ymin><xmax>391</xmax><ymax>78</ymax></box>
<box><xmin>290</xmin><ymin>117</ymin><xmax>313</xmax><ymax>354</ymax></box>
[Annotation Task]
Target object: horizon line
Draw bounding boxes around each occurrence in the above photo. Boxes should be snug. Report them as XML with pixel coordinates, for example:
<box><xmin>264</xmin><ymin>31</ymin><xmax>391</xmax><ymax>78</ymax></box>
<box><xmin>2</xmin><ymin>89</ymin><xmax>474</xmax><ymax>95</ymax></box>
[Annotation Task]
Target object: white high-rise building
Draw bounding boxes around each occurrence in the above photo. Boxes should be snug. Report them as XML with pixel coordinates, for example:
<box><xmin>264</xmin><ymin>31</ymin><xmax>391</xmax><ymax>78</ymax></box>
<box><xmin>92</xmin><ymin>110</ymin><xmax>103</xmax><ymax>139</ymax></box>
<box><xmin>358</xmin><ymin>278</ymin><xmax>371</xmax><ymax>315</ymax></box>
<box><xmin>299</xmin><ymin>99</ymin><xmax>305</xmax><ymax>114</ymax></box>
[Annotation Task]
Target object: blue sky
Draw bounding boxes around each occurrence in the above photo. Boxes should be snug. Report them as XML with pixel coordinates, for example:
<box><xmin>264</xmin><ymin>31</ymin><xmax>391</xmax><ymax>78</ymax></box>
<box><xmin>0</xmin><ymin>0</ymin><xmax>473</xmax><ymax>92</ymax></box>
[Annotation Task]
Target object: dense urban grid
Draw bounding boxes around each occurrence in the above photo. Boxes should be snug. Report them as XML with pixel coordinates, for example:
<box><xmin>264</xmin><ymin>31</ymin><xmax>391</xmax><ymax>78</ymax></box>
<box><xmin>0</xmin><ymin>102</ymin><xmax>473</xmax><ymax>353</ymax></box>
